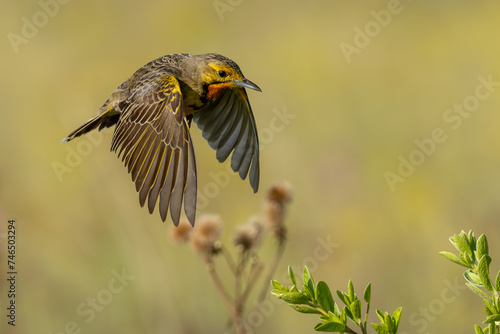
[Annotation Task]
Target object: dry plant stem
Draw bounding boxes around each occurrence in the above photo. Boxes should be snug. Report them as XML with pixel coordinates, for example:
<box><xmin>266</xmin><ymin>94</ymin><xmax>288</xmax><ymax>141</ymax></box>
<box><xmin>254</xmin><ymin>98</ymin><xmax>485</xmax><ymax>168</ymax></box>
<box><xmin>206</xmin><ymin>254</ymin><xmax>247</xmax><ymax>334</ymax></box>
<box><xmin>241</xmin><ymin>260</ymin><xmax>264</xmax><ymax>304</ymax></box>
<box><xmin>222</xmin><ymin>245</ymin><xmax>237</xmax><ymax>274</ymax></box>
<box><xmin>205</xmin><ymin>256</ymin><xmax>234</xmax><ymax>316</ymax></box>
<box><xmin>235</xmin><ymin>248</ymin><xmax>243</xmax><ymax>309</ymax></box>
<box><xmin>234</xmin><ymin>247</ymin><xmax>246</xmax><ymax>334</ymax></box>
<box><xmin>245</xmin><ymin>253</ymin><xmax>261</xmax><ymax>286</ymax></box>
<box><xmin>257</xmin><ymin>239</ymin><xmax>287</xmax><ymax>304</ymax></box>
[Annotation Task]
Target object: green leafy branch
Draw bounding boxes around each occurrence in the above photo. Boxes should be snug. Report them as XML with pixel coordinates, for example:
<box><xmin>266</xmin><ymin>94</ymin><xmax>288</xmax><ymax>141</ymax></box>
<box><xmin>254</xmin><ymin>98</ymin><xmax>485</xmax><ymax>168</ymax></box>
<box><xmin>271</xmin><ymin>266</ymin><xmax>401</xmax><ymax>333</ymax></box>
<box><xmin>439</xmin><ymin>230</ymin><xmax>500</xmax><ymax>334</ymax></box>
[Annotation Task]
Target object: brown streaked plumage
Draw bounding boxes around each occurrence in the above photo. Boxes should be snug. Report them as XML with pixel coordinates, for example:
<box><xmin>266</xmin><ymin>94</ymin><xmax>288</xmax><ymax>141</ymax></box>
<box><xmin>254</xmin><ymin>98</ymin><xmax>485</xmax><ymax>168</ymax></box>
<box><xmin>62</xmin><ymin>53</ymin><xmax>261</xmax><ymax>226</ymax></box>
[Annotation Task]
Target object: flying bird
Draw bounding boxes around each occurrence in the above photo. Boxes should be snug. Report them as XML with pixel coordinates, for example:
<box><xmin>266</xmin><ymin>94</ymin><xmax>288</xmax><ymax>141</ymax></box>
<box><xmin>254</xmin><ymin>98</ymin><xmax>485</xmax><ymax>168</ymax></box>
<box><xmin>62</xmin><ymin>53</ymin><xmax>261</xmax><ymax>226</ymax></box>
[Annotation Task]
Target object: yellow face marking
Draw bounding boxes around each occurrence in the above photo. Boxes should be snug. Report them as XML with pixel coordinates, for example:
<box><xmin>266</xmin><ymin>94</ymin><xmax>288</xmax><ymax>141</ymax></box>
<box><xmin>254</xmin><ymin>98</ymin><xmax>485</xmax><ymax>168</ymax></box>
<box><xmin>203</xmin><ymin>63</ymin><xmax>244</xmax><ymax>101</ymax></box>
<box><xmin>208</xmin><ymin>63</ymin><xmax>243</xmax><ymax>80</ymax></box>
<box><xmin>202</xmin><ymin>63</ymin><xmax>244</xmax><ymax>86</ymax></box>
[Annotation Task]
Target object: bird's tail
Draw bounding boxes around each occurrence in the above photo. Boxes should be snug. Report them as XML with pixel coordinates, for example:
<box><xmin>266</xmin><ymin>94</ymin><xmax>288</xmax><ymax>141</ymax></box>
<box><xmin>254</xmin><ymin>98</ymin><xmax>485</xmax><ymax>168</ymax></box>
<box><xmin>61</xmin><ymin>107</ymin><xmax>119</xmax><ymax>144</ymax></box>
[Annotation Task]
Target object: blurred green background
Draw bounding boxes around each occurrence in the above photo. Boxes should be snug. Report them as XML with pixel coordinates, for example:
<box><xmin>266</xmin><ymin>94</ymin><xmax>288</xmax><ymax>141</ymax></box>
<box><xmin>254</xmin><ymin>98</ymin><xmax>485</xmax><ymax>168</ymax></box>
<box><xmin>2</xmin><ymin>0</ymin><xmax>500</xmax><ymax>333</ymax></box>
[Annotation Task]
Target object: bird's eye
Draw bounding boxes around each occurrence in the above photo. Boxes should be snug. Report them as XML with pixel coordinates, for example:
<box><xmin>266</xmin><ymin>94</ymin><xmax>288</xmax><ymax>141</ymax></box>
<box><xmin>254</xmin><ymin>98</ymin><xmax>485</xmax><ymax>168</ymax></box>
<box><xmin>218</xmin><ymin>70</ymin><xmax>227</xmax><ymax>78</ymax></box>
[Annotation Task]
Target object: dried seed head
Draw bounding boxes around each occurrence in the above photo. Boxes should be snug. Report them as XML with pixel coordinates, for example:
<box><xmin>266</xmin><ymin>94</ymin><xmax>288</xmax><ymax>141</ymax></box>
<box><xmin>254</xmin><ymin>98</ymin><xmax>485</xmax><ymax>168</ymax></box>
<box><xmin>189</xmin><ymin>214</ymin><xmax>223</xmax><ymax>256</ymax></box>
<box><xmin>266</xmin><ymin>180</ymin><xmax>293</xmax><ymax>205</ymax></box>
<box><xmin>169</xmin><ymin>219</ymin><xmax>193</xmax><ymax>243</ymax></box>
<box><xmin>264</xmin><ymin>201</ymin><xmax>288</xmax><ymax>243</ymax></box>
<box><xmin>272</xmin><ymin>224</ymin><xmax>287</xmax><ymax>244</ymax></box>
<box><xmin>197</xmin><ymin>214</ymin><xmax>222</xmax><ymax>239</ymax></box>
<box><xmin>264</xmin><ymin>181</ymin><xmax>292</xmax><ymax>243</ymax></box>
<box><xmin>264</xmin><ymin>201</ymin><xmax>285</xmax><ymax>227</ymax></box>
<box><xmin>234</xmin><ymin>216</ymin><xmax>263</xmax><ymax>252</ymax></box>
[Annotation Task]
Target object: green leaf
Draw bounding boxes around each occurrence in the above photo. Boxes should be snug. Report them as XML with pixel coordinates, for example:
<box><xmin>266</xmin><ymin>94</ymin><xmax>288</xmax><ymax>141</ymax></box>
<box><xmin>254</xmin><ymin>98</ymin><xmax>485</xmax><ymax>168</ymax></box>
<box><xmin>463</xmin><ymin>252</ymin><xmax>475</xmax><ymax>267</ymax></box>
<box><xmin>466</xmin><ymin>283</ymin><xmax>489</xmax><ymax>299</ymax></box>
<box><xmin>364</xmin><ymin>283</ymin><xmax>372</xmax><ymax>326</ymax></box>
<box><xmin>439</xmin><ymin>251</ymin><xmax>470</xmax><ymax>268</ymax></box>
<box><xmin>375</xmin><ymin>309</ymin><xmax>385</xmax><ymax>323</ymax></box>
<box><xmin>484</xmin><ymin>299</ymin><xmax>496</xmax><ymax>315</ymax></box>
<box><xmin>479</xmin><ymin>255</ymin><xmax>494</xmax><ymax>291</ymax></box>
<box><xmin>271</xmin><ymin>288</ymin><xmax>290</xmax><ymax>298</ymax></box>
<box><xmin>279</xmin><ymin>292</ymin><xmax>310</xmax><ymax>304</ymax></box>
<box><xmin>477</xmin><ymin>235</ymin><xmax>489</xmax><ymax>259</ymax></box>
<box><xmin>467</xmin><ymin>230</ymin><xmax>477</xmax><ymax>249</ymax></box>
<box><xmin>495</xmin><ymin>270</ymin><xmax>500</xmax><ymax>292</ymax></box>
<box><xmin>336</xmin><ymin>290</ymin><xmax>349</xmax><ymax>306</ymax></box>
<box><xmin>316</xmin><ymin>281</ymin><xmax>336</xmax><ymax>313</ymax></box>
<box><xmin>465</xmin><ymin>270</ymin><xmax>483</xmax><ymax>286</ymax></box>
<box><xmin>271</xmin><ymin>280</ymin><xmax>288</xmax><ymax>292</ymax></box>
<box><xmin>333</xmin><ymin>300</ymin><xmax>341</xmax><ymax>317</ymax></box>
<box><xmin>340</xmin><ymin>308</ymin><xmax>347</xmax><ymax>324</ymax></box>
<box><xmin>392</xmin><ymin>307</ymin><xmax>402</xmax><ymax>330</ymax></box>
<box><xmin>319</xmin><ymin>315</ymin><xmax>330</xmax><ymax>322</ymax></box>
<box><xmin>484</xmin><ymin>313</ymin><xmax>500</xmax><ymax>324</ymax></box>
<box><xmin>314</xmin><ymin>321</ymin><xmax>349</xmax><ymax>332</ymax></box>
<box><xmin>493</xmin><ymin>292</ymin><xmax>500</xmax><ymax>312</ymax></box>
<box><xmin>344</xmin><ymin>305</ymin><xmax>354</xmax><ymax>321</ymax></box>
<box><xmin>450</xmin><ymin>233</ymin><xmax>471</xmax><ymax>254</ymax></box>
<box><xmin>303</xmin><ymin>266</ymin><xmax>316</xmax><ymax>300</ymax></box>
<box><xmin>320</xmin><ymin>311</ymin><xmax>345</xmax><ymax>325</ymax></box>
<box><xmin>290</xmin><ymin>305</ymin><xmax>322</xmax><ymax>314</ymax></box>
<box><xmin>371</xmin><ymin>323</ymin><xmax>390</xmax><ymax>334</ymax></box>
<box><xmin>288</xmin><ymin>266</ymin><xmax>297</xmax><ymax>287</ymax></box>
<box><xmin>347</xmin><ymin>280</ymin><xmax>355</xmax><ymax>301</ymax></box>
<box><xmin>474</xmin><ymin>324</ymin><xmax>485</xmax><ymax>334</ymax></box>
<box><xmin>350</xmin><ymin>299</ymin><xmax>362</xmax><ymax>320</ymax></box>
<box><xmin>384</xmin><ymin>313</ymin><xmax>394</xmax><ymax>331</ymax></box>
<box><xmin>364</xmin><ymin>283</ymin><xmax>372</xmax><ymax>304</ymax></box>
<box><xmin>303</xmin><ymin>266</ymin><xmax>312</xmax><ymax>286</ymax></box>
<box><xmin>320</xmin><ymin>311</ymin><xmax>340</xmax><ymax>322</ymax></box>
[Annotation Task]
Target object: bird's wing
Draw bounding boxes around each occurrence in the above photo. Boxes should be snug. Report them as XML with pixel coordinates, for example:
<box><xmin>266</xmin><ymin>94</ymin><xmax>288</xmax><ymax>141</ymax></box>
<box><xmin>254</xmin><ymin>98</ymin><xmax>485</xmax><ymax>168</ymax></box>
<box><xmin>110</xmin><ymin>73</ymin><xmax>197</xmax><ymax>226</ymax></box>
<box><xmin>193</xmin><ymin>87</ymin><xmax>259</xmax><ymax>192</ymax></box>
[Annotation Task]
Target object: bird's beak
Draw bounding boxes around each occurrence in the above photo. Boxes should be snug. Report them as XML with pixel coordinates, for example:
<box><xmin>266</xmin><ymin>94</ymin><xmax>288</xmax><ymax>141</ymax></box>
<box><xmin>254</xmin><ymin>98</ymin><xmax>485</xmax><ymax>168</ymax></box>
<box><xmin>234</xmin><ymin>78</ymin><xmax>262</xmax><ymax>92</ymax></box>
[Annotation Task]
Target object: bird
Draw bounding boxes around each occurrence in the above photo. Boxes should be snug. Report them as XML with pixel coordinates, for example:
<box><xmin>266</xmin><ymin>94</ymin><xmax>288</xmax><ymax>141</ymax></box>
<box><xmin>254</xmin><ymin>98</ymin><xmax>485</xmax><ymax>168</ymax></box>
<box><xmin>62</xmin><ymin>53</ymin><xmax>261</xmax><ymax>226</ymax></box>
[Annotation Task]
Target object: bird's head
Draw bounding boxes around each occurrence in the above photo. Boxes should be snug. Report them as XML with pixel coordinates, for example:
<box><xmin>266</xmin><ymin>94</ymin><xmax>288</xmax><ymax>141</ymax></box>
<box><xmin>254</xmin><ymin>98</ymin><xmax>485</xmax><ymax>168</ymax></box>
<box><xmin>197</xmin><ymin>54</ymin><xmax>261</xmax><ymax>101</ymax></box>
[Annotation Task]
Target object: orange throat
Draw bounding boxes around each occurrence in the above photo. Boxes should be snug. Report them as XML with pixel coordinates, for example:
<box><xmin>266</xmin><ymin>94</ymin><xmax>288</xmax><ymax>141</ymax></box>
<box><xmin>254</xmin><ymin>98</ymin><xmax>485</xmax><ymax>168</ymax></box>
<box><xmin>207</xmin><ymin>82</ymin><xmax>235</xmax><ymax>101</ymax></box>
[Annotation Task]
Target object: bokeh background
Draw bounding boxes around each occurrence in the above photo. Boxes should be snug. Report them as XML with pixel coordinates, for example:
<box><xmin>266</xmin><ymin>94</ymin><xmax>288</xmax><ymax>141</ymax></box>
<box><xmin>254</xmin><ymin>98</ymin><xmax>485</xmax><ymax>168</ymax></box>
<box><xmin>2</xmin><ymin>0</ymin><xmax>500</xmax><ymax>333</ymax></box>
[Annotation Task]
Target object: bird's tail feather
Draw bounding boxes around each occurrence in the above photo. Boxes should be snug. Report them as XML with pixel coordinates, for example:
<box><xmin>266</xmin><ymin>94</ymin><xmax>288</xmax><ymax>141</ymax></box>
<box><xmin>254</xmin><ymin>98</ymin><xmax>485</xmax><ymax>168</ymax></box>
<box><xmin>61</xmin><ymin>109</ymin><xmax>119</xmax><ymax>144</ymax></box>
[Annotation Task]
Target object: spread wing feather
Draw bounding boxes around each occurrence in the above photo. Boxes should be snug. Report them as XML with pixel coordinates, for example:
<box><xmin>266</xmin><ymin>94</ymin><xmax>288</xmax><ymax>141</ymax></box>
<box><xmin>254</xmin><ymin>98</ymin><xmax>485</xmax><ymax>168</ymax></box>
<box><xmin>110</xmin><ymin>73</ymin><xmax>197</xmax><ymax>225</ymax></box>
<box><xmin>193</xmin><ymin>87</ymin><xmax>260</xmax><ymax>192</ymax></box>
